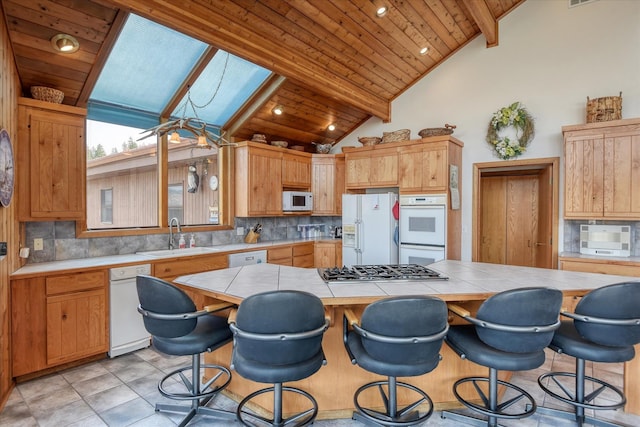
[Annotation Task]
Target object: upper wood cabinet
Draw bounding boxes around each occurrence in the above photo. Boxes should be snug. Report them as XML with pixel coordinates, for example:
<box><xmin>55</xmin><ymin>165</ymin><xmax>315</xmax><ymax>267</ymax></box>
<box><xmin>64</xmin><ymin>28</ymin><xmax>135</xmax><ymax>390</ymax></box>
<box><xmin>235</xmin><ymin>142</ymin><xmax>313</xmax><ymax>217</ymax></box>
<box><xmin>563</xmin><ymin>118</ymin><xmax>640</xmax><ymax>219</ymax></box>
<box><xmin>398</xmin><ymin>138</ymin><xmax>463</xmax><ymax>193</ymax></box>
<box><xmin>345</xmin><ymin>146</ymin><xmax>398</xmax><ymax>188</ymax></box>
<box><xmin>235</xmin><ymin>142</ymin><xmax>284</xmax><ymax>216</ymax></box>
<box><xmin>282</xmin><ymin>151</ymin><xmax>311</xmax><ymax>189</ymax></box>
<box><xmin>17</xmin><ymin>98</ymin><xmax>86</xmax><ymax>221</ymax></box>
<box><xmin>311</xmin><ymin>154</ymin><xmax>345</xmax><ymax>215</ymax></box>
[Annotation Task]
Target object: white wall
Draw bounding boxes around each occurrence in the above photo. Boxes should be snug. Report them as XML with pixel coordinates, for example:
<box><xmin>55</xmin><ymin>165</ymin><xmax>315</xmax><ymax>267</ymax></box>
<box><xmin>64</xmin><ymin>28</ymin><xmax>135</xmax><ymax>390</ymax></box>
<box><xmin>336</xmin><ymin>0</ymin><xmax>640</xmax><ymax>261</ymax></box>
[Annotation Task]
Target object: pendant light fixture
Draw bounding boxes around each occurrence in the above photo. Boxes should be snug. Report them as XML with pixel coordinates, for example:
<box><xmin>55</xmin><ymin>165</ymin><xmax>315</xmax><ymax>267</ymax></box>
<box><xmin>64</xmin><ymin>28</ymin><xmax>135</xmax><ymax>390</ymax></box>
<box><xmin>139</xmin><ymin>52</ymin><xmax>233</xmax><ymax>148</ymax></box>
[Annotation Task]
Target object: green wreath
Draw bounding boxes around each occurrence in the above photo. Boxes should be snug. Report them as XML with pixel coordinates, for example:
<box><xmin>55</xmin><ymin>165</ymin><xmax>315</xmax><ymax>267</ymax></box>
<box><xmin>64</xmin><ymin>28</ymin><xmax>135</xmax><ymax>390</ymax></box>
<box><xmin>486</xmin><ymin>102</ymin><xmax>535</xmax><ymax>160</ymax></box>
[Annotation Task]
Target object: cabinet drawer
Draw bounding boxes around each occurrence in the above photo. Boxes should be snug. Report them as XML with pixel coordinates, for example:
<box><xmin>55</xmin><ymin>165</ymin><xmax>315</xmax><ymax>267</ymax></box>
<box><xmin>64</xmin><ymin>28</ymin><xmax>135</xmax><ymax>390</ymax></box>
<box><xmin>293</xmin><ymin>253</ymin><xmax>314</xmax><ymax>268</ymax></box>
<box><xmin>560</xmin><ymin>260</ymin><xmax>640</xmax><ymax>276</ymax></box>
<box><xmin>268</xmin><ymin>247</ymin><xmax>292</xmax><ymax>261</ymax></box>
<box><xmin>46</xmin><ymin>271</ymin><xmax>105</xmax><ymax>295</ymax></box>
<box><xmin>293</xmin><ymin>243</ymin><xmax>314</xmax><ymax>256</ymax></box>
<box><xmin>153</xmin><ymin>254</ymin><xmax>228</xmax><ymax>279</ymax></box>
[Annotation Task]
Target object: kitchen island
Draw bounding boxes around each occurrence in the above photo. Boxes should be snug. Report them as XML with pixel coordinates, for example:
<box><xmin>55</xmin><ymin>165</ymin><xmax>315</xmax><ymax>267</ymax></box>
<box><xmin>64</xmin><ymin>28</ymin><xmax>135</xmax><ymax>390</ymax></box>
<box><xmin>174</xmin><ymin>260</ymin><xmax>640</xmax><ymax>419</ymax></box>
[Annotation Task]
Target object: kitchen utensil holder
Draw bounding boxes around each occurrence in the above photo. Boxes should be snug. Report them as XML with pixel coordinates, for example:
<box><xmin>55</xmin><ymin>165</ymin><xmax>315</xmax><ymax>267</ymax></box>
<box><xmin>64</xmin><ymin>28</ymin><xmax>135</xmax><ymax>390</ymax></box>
<box><xmin>244</xmin><ymin>230</ymin><xmax>259</xmax><ymax>244</ymax></box>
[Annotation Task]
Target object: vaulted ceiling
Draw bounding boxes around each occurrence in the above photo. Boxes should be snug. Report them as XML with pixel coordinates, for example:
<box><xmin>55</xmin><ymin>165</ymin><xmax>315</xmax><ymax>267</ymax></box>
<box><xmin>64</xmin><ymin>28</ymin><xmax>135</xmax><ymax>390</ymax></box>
<box><xmin>2</xmin><ymin>0</ymin><xmax>525</xmax><ymax>151</ymax></box>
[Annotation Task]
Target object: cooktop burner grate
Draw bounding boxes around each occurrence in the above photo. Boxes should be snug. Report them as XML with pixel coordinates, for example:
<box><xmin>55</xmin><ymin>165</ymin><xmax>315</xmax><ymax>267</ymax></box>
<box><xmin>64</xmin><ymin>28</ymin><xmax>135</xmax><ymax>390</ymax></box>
<box><xmin>318</xmin><ymin>264</ymin><xmax>448</xmax><ymax>283</ymax></box>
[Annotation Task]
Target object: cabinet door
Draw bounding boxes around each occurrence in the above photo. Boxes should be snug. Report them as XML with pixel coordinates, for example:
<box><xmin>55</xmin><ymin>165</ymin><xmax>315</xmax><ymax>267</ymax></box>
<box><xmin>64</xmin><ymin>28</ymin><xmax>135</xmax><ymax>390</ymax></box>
<box><xmin>11</xmin><ymin>278</ymin><xmax>47</xmax><ymax>376</ymax></box>
<box><xmin>282</xmin><ymin>153</ymin><xmax>311</xmax><ymax>188</ymax></box>
<box><xmin>345</xmin><ymin>153</ymin><xmax>370</xmax><ymax>188</ymax></box>
<box><xmin>335</xmin><ymin>155</ymin><xmax>345</xmax><ymax>214</ymax></box>
<box><xmin>398</xmin><ymin>146</ymin><xmax>423</xmax><ymax>192</ymax></box>
<box><xmin>604</xmin><ymin>131</ymin><xmax>640</xmax><ymax>217</ymax></box>
<box><xmin>312</xmin><ymin>157</ymin><xmax>336</xmax><ymax>215</ymax></box>
<box><xmin>369</xmin><ymin>150</ymin><xmax>397</xmax><ymax>187</ymax></box>
<box><xmin>248</xmin><ymin>149</ymin><xmax>282</xmax><ymax>215</ymax></box>
<box><xmin>421</xmin><ymin>144</ymin><xmax>448</xmax><ymax>191</ymax></box>
<box><xmin>46</xmin><ymin>288</ymin><xmax>107</xmax><ymax>365</ymax></box>
<box><xmin>564</xmin><ymin>134</ymin><xmax>604</xmax><ymax>218</ymax></box>
<box><xmin>28</xmin><ymin>109</ymin><xmax>86</xmax><ymax>219</ymax></box>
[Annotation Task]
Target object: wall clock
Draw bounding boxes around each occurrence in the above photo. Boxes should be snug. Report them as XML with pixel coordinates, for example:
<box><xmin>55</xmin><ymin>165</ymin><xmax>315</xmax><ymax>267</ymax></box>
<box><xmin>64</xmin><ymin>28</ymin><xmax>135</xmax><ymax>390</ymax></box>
<box><xmin>0</xmin><ymin>129</ymin><xmax>14</xmax><ymax>207</ymax></box>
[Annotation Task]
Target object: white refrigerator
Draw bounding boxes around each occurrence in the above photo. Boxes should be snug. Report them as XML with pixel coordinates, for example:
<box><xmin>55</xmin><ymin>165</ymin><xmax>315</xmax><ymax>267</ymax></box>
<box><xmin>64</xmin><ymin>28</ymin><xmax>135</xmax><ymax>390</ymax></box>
<box><xmin>342</xmin><ymin>193</ymin><xmax>399</xmax><ymax>267</ymax></box>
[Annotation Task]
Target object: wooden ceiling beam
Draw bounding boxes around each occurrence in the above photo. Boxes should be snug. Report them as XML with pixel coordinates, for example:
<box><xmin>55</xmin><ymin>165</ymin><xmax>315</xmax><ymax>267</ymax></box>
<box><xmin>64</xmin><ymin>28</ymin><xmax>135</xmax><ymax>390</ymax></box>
<box><xmin>225</xmin><ymin>74</ymin><xmax>287</xmax><ymax>138</ymax></box>
<box><xmin>160</xmin><ymin>45</ymin><xmax>219</xmax><ymax>118</ymax></box>
<box><xmin>76</xmin><ymin>9</ymin><xmax>129</xmax><ymax>107</ymax></box>
<box><xmin>462</xmin><ymin>0</ymin><xmax>499</xmax><ymax>48</ymax></box>
<box><xmin>105</xmin><ymin>0</ymin><xmax>391</xmax><ymax>121</ymax></box>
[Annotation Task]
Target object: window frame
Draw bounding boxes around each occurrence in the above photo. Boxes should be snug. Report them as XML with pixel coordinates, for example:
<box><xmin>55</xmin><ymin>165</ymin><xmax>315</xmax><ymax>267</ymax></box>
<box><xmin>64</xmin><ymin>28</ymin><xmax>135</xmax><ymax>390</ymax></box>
<box><xmin>77</xmin><ymin>135</ymin><xmax>233</xmax><ymax>238</ymax></box>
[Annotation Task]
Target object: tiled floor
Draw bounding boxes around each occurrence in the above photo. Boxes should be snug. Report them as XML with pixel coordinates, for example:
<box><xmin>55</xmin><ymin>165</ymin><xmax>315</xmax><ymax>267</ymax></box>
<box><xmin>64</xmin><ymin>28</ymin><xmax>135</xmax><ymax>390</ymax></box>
<box><xmin>1</xmin><ymin>347</ymin><xmax>639</xmax><ymax>426</ymax></box>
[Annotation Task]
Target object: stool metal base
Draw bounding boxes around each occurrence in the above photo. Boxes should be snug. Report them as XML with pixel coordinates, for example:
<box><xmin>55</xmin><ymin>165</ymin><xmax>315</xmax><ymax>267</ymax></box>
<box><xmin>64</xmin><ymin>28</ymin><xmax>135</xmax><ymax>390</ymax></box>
<box><xmin>237</xmin><ymin>383</ymin><xmax>318</xmax><ymax>427</ymax></box>
<box><xmin>352</xmin><ymin>377</ymin><xmax>434</xmax><ymax>427</ymax></box>
<box><xmin>155</xmin><ymin>354</ymin><xmax>235</xmax><ymax>426</ymax></box>
<box><xmin>443</xmin><ymin>370</ymin><xmax>537</xmax><ymax>427</ymax></box>
<box><xmin>537</xmin><ymin>361</ymin><xmax>628</xmax><ymax>427</ymax></box>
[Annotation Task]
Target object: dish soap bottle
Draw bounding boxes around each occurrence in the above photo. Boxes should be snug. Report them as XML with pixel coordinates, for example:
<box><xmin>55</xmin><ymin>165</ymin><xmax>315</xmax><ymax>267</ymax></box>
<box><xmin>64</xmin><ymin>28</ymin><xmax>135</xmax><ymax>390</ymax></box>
<box><xmin>189</xmin><ymin>234</ymin><xmax>196</xmax><ymax>248</ymax></box>
<box><xmin>179</xmin><ymin>234</ymin><xmax>186</xmax><ymax>249</ymax></box>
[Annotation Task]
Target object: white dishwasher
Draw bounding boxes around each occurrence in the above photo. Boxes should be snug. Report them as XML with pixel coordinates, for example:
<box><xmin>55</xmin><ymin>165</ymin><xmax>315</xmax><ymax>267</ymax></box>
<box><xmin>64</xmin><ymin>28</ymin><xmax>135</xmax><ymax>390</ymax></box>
<box><xmin>228</xmin><ymin>250</ymin><xmax>267</xmax><ymax>267</ymax></box>
<box><xmin>109</xmin><ymin>264</ymin><xmax>152</xmax><ymax>357</ymax></box>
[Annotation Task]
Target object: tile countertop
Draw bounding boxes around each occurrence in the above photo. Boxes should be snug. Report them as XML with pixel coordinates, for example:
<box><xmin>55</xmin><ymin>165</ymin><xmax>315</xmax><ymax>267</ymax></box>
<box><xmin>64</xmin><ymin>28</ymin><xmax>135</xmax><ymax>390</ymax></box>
<box><xmin>173</xmin><ymin>260</ymin><xmax>640</xmax><ymax>306</ymax></box>
<box><xmin>10</xmin><ymin>238</ymin><xmax>341</xmax><ymax>277</ymax></box>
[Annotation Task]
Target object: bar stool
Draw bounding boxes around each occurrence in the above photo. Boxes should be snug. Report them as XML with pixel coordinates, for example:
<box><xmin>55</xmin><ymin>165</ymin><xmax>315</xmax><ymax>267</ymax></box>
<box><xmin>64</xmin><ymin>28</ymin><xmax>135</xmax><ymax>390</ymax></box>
<box><xmin>228</xmin><ymin>290</ymin><xmax>329</xmax><ymax>427</ymax></box>
<box><xmin>136</xmin><ymin>275</ymin><xmax>236</xmax><ymax>426</ymax></box>
<box><xmin>442</xmin><ymin>287</ymin><xmax>563</xmax><ymax>427</ymax></box>
<box><xmin>343</xmin><ymin>295</ymin><xmax>449</xmax><ymax>426</ymax></box>
<box><xmin>536</xmin><ymin>281</ymin><xmax>640</xmax><ymax>427</ymax></box>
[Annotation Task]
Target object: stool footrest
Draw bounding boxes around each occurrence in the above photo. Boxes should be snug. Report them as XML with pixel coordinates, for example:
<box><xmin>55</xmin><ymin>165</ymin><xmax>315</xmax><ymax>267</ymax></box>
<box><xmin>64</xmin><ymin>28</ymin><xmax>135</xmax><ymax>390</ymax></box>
<box><xmin>353</xmin><ymin>379</ymin><xmax>434</xmax><ymax>426</ymax></box>
<box><xmin>158</xmin><ymin>363</ymin><xmax>231</xmax><ymax>401</ymax></box>
<box><xmin>538</xmin><ymin>371</ymin><xmax>626</xmax><ymax>411</ymax></box>
<box><xmin>452</xmin><ymin>376</ymin><xmax>537</xmax><ymax>421</ymax></box>
<box><xmin>237</xmin><ymin>385</ymin><xmax>318</xmax><ymax>426</ymax></box>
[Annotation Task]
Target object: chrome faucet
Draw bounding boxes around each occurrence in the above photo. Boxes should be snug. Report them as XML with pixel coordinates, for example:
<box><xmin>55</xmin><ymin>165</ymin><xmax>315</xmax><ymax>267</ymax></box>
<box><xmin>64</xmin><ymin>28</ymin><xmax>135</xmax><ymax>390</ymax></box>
<box><xmin>168</xmin><ymin>217</ymin><xmax>181</xmax><ymax>249</ymax></box>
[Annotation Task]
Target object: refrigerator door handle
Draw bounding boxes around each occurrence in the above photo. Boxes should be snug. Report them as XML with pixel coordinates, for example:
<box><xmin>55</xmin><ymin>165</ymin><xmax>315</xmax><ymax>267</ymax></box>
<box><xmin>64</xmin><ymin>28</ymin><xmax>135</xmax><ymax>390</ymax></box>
<box><xmin>355</xmin><ymin>220</ymin><xmax>362</xmax><ymax>252</ymax></box>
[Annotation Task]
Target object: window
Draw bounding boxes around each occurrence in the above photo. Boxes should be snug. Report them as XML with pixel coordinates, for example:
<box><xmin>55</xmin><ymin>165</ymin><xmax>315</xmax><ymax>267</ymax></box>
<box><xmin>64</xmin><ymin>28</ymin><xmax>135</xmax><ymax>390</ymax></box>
<box><xmin>85</xmin><ymin>121</ymin><xmax>221</xmax><ymax>232</ymax></box>
<box><xmin>168</xmin><ymin>184</ymin><xmax>183</xmax><ymax>224</ymax></box>
<box><xmin>100</xmin><ymin>188</ymin><xmax>113</xmax><ymax>224</ymax></box>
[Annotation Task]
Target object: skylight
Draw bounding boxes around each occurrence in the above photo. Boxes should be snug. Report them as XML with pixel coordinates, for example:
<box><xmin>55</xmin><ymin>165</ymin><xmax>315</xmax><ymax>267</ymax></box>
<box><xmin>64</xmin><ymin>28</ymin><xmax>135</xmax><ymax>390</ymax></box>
<box><xmin>88</xmin><ymin>13</ymin><xmax>270</xmax><ymax>131</ymax></box>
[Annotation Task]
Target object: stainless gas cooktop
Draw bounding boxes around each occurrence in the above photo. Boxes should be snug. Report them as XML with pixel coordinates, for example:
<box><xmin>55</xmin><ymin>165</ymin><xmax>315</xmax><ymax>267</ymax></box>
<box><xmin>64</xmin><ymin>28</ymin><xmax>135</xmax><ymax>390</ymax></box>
<box><xmin>318</xmin><ymin>264</ymin><xmax>448</xmax><ymax>283</ymax></box>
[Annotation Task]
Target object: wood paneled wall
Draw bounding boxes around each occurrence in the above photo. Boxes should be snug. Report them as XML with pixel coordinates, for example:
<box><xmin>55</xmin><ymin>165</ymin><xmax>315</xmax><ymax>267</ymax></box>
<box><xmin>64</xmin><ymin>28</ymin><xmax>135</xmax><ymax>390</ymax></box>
<box><xmin>0</xmin><ymin>2</ymin><xmax>22</xmax><ymax>408</ymax></box>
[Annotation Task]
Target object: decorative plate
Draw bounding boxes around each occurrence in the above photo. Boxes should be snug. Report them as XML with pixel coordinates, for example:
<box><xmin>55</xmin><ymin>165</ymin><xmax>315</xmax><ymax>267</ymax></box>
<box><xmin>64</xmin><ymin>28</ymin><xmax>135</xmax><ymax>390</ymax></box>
<box><xmin>0</xmin><ymin>129</ymin><xmax>14</xmax><ymax>207</ymax></box>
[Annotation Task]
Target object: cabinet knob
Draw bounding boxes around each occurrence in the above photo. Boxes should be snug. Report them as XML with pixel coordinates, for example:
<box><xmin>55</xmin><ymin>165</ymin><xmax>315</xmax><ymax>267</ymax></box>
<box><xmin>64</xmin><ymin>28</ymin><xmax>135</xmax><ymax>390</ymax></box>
<box><xmin>62</xmin><ymin>313</ymin><xmax>67</xmax><ymax>320</ymax></box>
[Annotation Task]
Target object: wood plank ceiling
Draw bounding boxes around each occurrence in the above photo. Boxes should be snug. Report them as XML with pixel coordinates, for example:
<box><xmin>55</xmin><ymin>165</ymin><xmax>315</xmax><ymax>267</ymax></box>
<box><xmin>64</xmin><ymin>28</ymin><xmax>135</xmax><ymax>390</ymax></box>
<box><xmin>2</xmin><ymin>0</ymin><xmax>525</xmax><ymax>151</ymax></box>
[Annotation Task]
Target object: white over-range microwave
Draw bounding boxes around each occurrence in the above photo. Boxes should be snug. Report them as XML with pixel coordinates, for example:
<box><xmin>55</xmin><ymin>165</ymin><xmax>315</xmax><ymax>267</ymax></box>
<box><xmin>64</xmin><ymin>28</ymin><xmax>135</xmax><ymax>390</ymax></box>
<box><xmin>282</xmin><ymin>191</ymin><xmax>313</xmax><ymax>211</ymax></box>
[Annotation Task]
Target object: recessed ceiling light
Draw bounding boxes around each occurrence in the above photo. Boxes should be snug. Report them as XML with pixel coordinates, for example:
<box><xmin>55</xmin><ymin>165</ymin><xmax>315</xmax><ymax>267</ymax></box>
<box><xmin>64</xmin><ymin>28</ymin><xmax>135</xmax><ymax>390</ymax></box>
<box><xmin>273</xmin><ymin>105</ymin><xmax>283</xmax><ymax>115</ymax></box>
<box><xmin>376</xmin><ymin>6</ymin><xmax>388</xmax><ymax>17</ymax></box>
<box><xmin>419</xmin><ymin>47</ymin><xmax>429</xmax><ymax>55</ymax></box>
<box><xmin>51</xmin><ymin>34</ymin><xmax>79</xmax><ymax>53</ymax></box>
<box><xmin>328</xmin><ymin>123</ymin><xmax>336</xmax><ymax>131</ymax></box>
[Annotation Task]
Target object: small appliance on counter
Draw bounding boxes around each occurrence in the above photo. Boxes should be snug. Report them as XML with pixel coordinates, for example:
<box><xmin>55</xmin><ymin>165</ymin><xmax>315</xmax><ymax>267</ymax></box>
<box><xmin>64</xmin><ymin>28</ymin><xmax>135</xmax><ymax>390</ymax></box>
<box><xmin>580</xmin><ymin>224</ymin><xmax>631</xmax><ymax>257</ymax></box>
<box><xmin>334</xmin><ymin>226</ymin><xmax>342</xmax><ymax>239</ymax></box>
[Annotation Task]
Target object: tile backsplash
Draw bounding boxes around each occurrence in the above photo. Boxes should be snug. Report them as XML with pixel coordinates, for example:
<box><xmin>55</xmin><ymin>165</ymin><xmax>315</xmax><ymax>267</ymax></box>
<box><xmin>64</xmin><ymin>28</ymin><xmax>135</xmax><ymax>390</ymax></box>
<box><xmin>24</xmin><ymin>216</ymin><xmax>342</xmax><ymax>263</ymax></box>
<box><xmin>563</xmin><ymin>220</ymin><xmax>640</xmax><ymax>256</ymax></box>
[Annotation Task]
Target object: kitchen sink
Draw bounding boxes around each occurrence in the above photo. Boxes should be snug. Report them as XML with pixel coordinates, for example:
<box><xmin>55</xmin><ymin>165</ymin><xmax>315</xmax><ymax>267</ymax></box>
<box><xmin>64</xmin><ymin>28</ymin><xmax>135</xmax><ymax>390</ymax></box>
<box><xmin>136</xmin><ymin>247</ymin><xmax>221</xmax><ymax>257</ymax></box>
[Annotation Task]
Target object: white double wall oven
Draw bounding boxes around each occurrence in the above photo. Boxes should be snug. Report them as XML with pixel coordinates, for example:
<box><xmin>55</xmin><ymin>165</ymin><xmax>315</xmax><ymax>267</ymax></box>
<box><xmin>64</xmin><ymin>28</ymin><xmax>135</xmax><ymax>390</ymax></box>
<box><xmin>398</xmin><ymin>194</ymin><xmax>447</xmax><ymax>265</ymax></box>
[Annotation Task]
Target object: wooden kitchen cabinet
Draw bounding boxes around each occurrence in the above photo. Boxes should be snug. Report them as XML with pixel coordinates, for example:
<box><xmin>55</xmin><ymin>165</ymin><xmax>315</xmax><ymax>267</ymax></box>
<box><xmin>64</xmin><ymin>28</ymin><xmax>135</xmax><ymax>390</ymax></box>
<box><xmin>152</xmin><ymin>253</ymin><xmax>228</xmax><ymax>282</ymax></box>
<box><xmin>282</xmin><ymin>151</ymin><xmax>311</xmax><ymax>189</ymax></box>
<box><xmin>563</xmin><ymin>118</ymin><xmax>640</xmax><ymax>219</ymax></box>
<box><xmin>345</xmin><ymin>146</ymin><xmax>397</xmax><ymax>188</ymax></box>
<box><xmin>293</xmin><ymin>242</ymin><xmax>314</xmax><ymax>267</ymax></box>
<box><xmin>314</xmin><ymin>240</ymin><xmax>342</xmax><ymax>267</ymax></box>
<box><xmin>267</xmin><ymin>242</ymin><xmax>315</xmax><ymax>267</ymax></box>
<box><xmin>17</xmin><ymin>98</ymin><xmax>87</xmax><ymax>221</ymax></box>
<box><xmin>312</xmin><ymin>154</ymin><xmax>344</xmax><ymax>215</ymax></box>
<box><xmin>559</xmin><ymin>255</ymin><xmax>640</xmax><ymax>276</ymax></box>
<box><xmin>12</xmin><ymin>270</ymin><xmax>108</xmax><ymax>377</ymax></box>
<box><xmin>235</xmin><ymin>142</ymin><xmax>283</xmax><ymax>216</ymax></box>
<box><xmin>398</xmin><ymin>138</ymin><xmax>463</xmax><ymax>193</ymax></box>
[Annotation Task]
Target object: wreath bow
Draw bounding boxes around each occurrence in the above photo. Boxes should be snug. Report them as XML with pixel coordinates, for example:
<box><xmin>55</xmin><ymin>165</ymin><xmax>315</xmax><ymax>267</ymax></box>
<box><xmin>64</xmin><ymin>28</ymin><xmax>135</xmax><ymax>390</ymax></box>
<box><xmin>486</xmin><ymin>102</ymin><xmax>534</xmax><ymax>160</ymax></box>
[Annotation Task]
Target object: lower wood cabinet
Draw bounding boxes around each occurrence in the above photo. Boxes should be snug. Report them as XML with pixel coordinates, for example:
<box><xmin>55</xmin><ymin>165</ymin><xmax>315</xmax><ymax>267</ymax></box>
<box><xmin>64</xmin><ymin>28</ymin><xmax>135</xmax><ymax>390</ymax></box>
<box><xmin>314</xmin><ymin>240</ymin><xmax>342</xmax><ymax>267</ymax></box>
<box><xmin>268</xmin><ymin>242</ymin><xmax>315</xmax><ymax>267</ymax></box>
<box><xmin>12</xmin><ymin>270</ymin><xmax>108</xmax><ymax>377</ymax></box>
<box><xmin>559</xmin><ymin>256</ymin><xmax>640</xmax><ymax>276</ymax></box>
